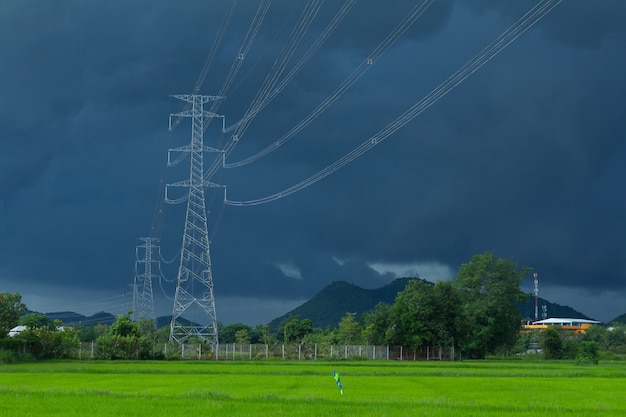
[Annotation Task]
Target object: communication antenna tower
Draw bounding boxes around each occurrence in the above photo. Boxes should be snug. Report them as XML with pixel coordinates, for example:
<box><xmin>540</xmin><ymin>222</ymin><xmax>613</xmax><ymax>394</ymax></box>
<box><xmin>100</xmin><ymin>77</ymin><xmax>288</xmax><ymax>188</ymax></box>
<box><xmin>533</xmin><ymin>272</ymin><xmax>539</xmax><ymax>321</ymax></box>
<box><xmin>167</xmin><ymin>94</ymin><xmax>224</xmax><ymax>344</ymax></box>
<box><xmin>134</xmin><ymin>237</ymin><xmax>159</xmax><ymax>322</ymax></box>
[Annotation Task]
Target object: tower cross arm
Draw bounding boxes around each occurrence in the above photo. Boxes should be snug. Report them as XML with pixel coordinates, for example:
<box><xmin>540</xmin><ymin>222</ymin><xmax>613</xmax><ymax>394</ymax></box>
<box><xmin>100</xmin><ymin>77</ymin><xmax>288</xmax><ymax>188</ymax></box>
<box><xmin>169</xmin><ymin>110</ymin><xmax>224</xmax><ymax>131</ymax></box>
<box><xmin>168</xmin><ymin>144</ymin><xmax>223</xmax><ymax>153</ymax></box>
<box><xmin>170</xmin><ymin>109</ymin><xmax>224</xmax><ymax>119</ymax></box>
<box><xmin>167</xmin><ymin>179</ymin><xmax>224</xmax><ymax>188</ymax></box>
<box><xmin>170</xmin><ymin>94</ymin><xmax>224</xmax><ymax>103</ymax></box>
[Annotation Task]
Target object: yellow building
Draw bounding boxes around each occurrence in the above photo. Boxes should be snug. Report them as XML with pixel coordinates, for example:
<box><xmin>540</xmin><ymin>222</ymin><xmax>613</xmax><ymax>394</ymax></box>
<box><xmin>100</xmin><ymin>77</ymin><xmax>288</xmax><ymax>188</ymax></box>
<box><xmin>523</xmin><ymin>318</ymin><xmax>601</xmax><ymax>334</ymax></box>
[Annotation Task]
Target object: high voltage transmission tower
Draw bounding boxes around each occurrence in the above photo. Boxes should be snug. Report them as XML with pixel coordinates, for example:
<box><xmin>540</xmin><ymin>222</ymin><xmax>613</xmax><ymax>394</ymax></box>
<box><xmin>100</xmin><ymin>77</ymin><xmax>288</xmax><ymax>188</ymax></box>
<box><xmin>131</xmin><ymin>0</ymin><xmax>561</xmax><ymax>345</ymax></box>
<box><xmin>132</xmin><ymin>237</ymin><xmax>159</xmax><ymax>323</ymax></box>
<box><xmin>166</xmin><ymin>94</ymin><xmax>224</xmax><ymax>345</ymax></box>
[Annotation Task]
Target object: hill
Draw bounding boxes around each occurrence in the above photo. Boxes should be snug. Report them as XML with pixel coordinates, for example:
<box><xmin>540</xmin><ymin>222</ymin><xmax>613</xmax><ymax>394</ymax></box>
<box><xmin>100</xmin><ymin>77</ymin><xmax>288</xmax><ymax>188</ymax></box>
<box><xmin>609</xmin><ymin>313</ymin><xmax>626</xmax><ymax>324</ymax></box>
<box><xmin>268</xmin><ymin>278</ymin><xmax>419</xmax><ymax>329</ymax></box>
<box><xmin>517</xmin><ymin>296</ymin><xmax>594</xmax><ymax>321</ymax></box>
<box><xmin>36</xmin><ymin>311</ymin><xmax>193</xmax><ymax>329</ymax></box>
<box><xmin>269</xmin><ymin>278</ymin><xmax>594</xmax><ymax>329</ymax></box>
<box><xmin>37</xmin><ymin>280</ymin><xmax>607</xmax><ymax>330</ymax></box>
<box><xmin>37</xmin><ymin>311</ymin><xmax>116</xmax><ymax>326</ymax></box>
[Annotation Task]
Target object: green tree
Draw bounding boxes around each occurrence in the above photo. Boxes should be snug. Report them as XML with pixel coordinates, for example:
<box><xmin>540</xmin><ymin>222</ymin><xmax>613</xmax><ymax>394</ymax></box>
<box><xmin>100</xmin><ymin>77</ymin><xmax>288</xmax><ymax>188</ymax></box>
<box><xmin>36</xmin><ymin>328</ymin><xmax>79</xmax><ymax>359</ymax></box>
<box><xmin>387</xmin><ymin>280</ymin><xmax>465</xmax><ymax>352</ymax></box>
<box><xmin>390</xmin><ymin>280</ymin><xmax>434</xmax><ymax>350</ymax></box>
<box><xmin>96</xmin><ymin>313</ymin><xmax>151</xmax><ymax>360</ymax></box>
<box><xmin>606</xmin><ymin>324</ymin><xmax>626</xmax><ymax>350</ymax></box>
<box><xmin>235</xmin><ymin>328</ymin><xmax>251</xmax><ymax>344</ymax></box>
<box><xmin>110</xmin><ymin>313</ymin><xmax>140</xmax><ymax>337</ymax></box>
<box><xmin>362</xmin><ymin>302</ymin><xmax>392</xmax><ymax>345</ymax></box>
<box><xmin>302</xmin><ymin>328</ymin><xmax>338</xmax><ymax>345</ymax></box>
<box><xmin>220</xmin><ymin>323</ymin><xmax>253</xmax><ymax>343</ymax></box>
<box><xmin>0</xmin><ymin>292</ymin><xmax>27</xmax><ymax>338</ymax></box>
<box><xmin>18</xmin><ymin>312</ymin><xmax>52</xmax><ymax>329</ymax></box>
<box><xmin>453</xmin><ymin>252</ymin><xmax>530</xmax><ymax>358</ymax></box>
<box><xmin>14</xmin><ymin>324</ymin><xmax>80</xmax><ymax>360</ymax></box>
<box><xmin>513</xmin><ymin>330</ymin><xmax>538</xmax><ymax>354</ymax></box>
<box><xmin>541</xmin><ymin>327</ymin><xmax>563</xmax><ymax>359</ymax></box>
<box><xmin>576</xmin><ymin>341</ymin><xmax>598</xmax><ymax>365</ymax></box>
<box><xmin>430</xmin><ymin>281</ymin><xmax>466</xmax><ymax>349</ymax></box>
<box><xmin>252</xmin><ymin>325</ymin><xmax>273</xmax><ymax>345</ymax></box>
<box><xmin>559</xmin><ymin>330</ymin><xmax>584</xmax><ymax>360</ymax></box>
<box><xmin>337</xmin><ymin>312</ymin><xmax>362</xmax><ymax>344</ymax></box>
<box><xmin>583</xmin><ymin>324</ymin><xmax>608</xmax><ymax>349</ymax></box>
<box><xmin>154</xmin><ymin>325</ymin><xmax>171</xmax><ymax>343</ymax></box>
<box><xmin>283</xmin><ymin>317</ymin><xmax>313</xmax><ymax>343</ymax></box>
<box><xmin>219</xmin><ymin>323</ymin><xmax>252</xmax><ymax>343</ymax></box>
<box><xmin>136</xmin><ymin>318</ymin><xmax>157</xmax><ymax>341</ymax></box>
<box><xmin>76</xmin><ymin>323</ymin><xmax>108</xmax><ymax>342</ymax></box>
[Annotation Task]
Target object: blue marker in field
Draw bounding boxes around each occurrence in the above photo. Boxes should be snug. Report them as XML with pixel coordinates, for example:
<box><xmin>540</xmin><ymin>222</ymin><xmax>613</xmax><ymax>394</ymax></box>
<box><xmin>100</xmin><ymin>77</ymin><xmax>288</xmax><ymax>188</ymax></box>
<box><xmin>333</xmin><ymin>370</ymin><xmax>344</xmax><ymax>395</ymax></box>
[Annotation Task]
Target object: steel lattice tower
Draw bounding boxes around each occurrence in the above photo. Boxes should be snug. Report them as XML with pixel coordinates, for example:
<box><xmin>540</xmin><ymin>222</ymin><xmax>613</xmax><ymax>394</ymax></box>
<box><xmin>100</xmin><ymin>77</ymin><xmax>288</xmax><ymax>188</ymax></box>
<box><xmin>135</xmin><ymin>237</ymin><xmax>158</xmax><ymax>322</ymax></box>
<box><xmin>167</xmin><ymin>94</ymin><xmax>223</xmax><ymax>344</ymax></box>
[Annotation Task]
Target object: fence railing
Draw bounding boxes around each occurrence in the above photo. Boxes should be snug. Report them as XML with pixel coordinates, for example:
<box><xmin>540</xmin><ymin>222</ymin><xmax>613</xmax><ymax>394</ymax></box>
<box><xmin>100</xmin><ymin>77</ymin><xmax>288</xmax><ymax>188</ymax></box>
<box><xmin>78</xmin><ymin>342</ymin><xmax>456</xmax><ymax>361</ymax></box>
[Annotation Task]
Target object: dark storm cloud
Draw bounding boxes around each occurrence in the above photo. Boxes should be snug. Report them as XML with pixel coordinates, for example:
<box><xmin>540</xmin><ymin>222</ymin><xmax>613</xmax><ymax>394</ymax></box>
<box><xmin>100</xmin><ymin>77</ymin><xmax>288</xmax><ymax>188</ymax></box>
<box><xmin>322</xmin><ymin>0</ymin><xmax>454</xmax><ymax>48</ymax></box>
<box><xmin>463</xmin><ymin>0</ymin><xmax>626</xmax><ymax>48</ymax></box>
<box><xmin>1</xmin><ymin>0</ymin><xmax>624</xmax><ymax>323</ymax></box>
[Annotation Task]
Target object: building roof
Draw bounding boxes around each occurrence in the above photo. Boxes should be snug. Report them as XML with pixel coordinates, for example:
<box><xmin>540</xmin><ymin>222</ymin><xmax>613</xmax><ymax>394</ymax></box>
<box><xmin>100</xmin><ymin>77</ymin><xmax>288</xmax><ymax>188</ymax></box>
<box><xmin>7</xmin><ymin>325</ymin><xmax>70</xmax><ymax>337</ymax></box>
<box><xmin>532</xmin><ymin>318</ymin><xmax>601</xmax><ymax>325</ymax></box>
<box><xmin>8</xmin><ymin>325</ymin><xmax>27</xmax><ymax>337</ymax></box>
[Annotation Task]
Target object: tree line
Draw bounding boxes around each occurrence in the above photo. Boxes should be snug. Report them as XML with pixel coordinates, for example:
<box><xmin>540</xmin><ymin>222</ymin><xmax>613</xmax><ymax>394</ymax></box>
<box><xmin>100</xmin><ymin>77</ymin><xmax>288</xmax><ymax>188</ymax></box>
<box><xmin>1</xmin><ymin>252</ymin><xmax>622</xmax><ymax>362</ymax></box>
<box><xmin>285</xmin><ymin>251</ymin><xmax>530</xmax><ymax>359</ymax></box>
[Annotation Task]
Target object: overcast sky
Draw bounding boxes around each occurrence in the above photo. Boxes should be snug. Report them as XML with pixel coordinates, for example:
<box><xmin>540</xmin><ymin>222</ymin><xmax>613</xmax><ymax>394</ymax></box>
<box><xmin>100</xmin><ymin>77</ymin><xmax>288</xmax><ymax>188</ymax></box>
<box><xmin>1</xmin><ymin>0</ymin><xmax>624</xmax><ymax>325</ymax></box>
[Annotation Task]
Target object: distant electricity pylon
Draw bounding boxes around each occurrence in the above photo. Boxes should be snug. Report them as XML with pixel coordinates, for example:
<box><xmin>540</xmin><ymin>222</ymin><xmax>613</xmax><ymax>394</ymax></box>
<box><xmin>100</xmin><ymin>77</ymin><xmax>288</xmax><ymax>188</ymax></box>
<box><xmin>166</xmin><ymin>94</ymin><xmax>224</xmax><ymax>344</ymax></box>
<box><xmin>132</xmin><ymin>237</ymin><xmax>159</xmax><ymax>323</ymax></box>
<box><xmin>533</xmin><ymin>272</ymin><xmax>539</xmax><ymax>321</ymax></box>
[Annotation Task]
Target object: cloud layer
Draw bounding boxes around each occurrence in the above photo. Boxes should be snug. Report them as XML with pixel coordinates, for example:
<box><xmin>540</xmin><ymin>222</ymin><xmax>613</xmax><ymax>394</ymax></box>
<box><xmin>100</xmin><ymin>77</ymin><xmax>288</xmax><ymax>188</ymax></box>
<box><xmin>1</xmin><ymin>0</ymin><xmax>624</xmax><ymax>323</ymax></box>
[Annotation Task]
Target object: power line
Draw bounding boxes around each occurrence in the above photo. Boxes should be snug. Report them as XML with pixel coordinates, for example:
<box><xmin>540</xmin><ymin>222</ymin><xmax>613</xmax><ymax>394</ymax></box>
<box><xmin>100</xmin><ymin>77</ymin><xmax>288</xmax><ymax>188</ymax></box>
<box><xmin>221</xmin><ymin>0</ymin><xmax>325</xmax><ymax>146</ymax></box>
<box><xmin>224</xmin><ymin>0</ymin><xmax>432</xmax><ymax>169</ymax></box>
<box><xmin>223</xmin><ymin>0</ymin><xmax>356</xmax><ymax>135</ymax></box>
<box><xmin>169</xmin><ymin>0</ymin><xmax>238</xmax><ymax>133</ymax></box>
<box><xmin>224</xmin><ymin>0</ymin><xmax>563</xmax><ymax>206</ymax></box>
<box><xmin>202</xmin><ymin>0</ymin><xmax>356</xmax><ymax>184</ymax></box>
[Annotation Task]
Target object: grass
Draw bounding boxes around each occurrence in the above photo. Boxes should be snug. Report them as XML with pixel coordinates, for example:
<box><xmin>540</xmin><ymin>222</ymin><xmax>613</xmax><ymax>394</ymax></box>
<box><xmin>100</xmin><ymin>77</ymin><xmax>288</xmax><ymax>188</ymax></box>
<box><xmin>1</xmin><ymin>360</ymin><xmax>625</xmax><ymax>416</ymax></box>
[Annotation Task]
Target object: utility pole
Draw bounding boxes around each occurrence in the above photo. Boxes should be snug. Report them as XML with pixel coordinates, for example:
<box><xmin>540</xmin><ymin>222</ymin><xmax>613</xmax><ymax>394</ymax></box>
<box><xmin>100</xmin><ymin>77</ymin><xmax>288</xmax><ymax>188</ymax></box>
<box><xmin>167</xmin><ymin>94</ymin><xmax>224</xmax><ymax>345</ymax></box>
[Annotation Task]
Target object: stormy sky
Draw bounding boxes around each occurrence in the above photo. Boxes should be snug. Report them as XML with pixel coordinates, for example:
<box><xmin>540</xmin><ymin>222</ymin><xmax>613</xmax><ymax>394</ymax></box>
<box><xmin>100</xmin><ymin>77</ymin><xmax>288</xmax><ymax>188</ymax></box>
<box><xmin>1</xmin><ymin>0</ymin><xmax>624</xmax><ymax>325</ymax></box>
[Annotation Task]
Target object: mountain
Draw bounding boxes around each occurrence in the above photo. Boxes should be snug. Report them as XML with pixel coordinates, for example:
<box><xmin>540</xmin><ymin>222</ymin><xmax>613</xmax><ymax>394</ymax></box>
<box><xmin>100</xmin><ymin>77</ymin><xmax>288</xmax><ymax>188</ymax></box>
<box><xmin>517</xmin><ymin>296</ymin><xmax>594</xmax><ymax>321</ymax></box>
<box><xmin>268</xmin><ymin>278</ymin><xmax>594</xmax><ymax>330</ymax></box>
<box><xmin>609</xmin><ymin>313</ymin><xmax>626</xmax><ymax>324</ymax></box>
<box><xmin>38</xmin><ymin>280</ymin><xmax>605</xmax><ymax>329</ymax></box>
<box><xmin>42</xmin><ymin>311</ymin><xmax>116</xmax><ymax>326</ymax></box>
<box><xmin>35</xmin><ymin>311</ymin><xmax>200</xmax><ymax>329</ymax></box>
<box><xmin>268</xmin><ymin>278</ymin><xmax>419</xmax><ymax>329</ymax></box>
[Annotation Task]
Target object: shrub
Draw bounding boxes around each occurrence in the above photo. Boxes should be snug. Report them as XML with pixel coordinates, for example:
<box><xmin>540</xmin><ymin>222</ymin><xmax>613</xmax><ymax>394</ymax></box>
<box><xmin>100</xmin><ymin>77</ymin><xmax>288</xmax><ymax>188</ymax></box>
<box><xmin>576</xmin><ymin>341</ymin><xmax>599</xmax><ymax>365</ymax></box>
<box><xmin>0</xmin><ymin>348</ymin><xmax>16</xmax><ymax>363</ymax></box>
<box><xmin>95</xmin><ymin>334</ymin><xmax>152</xmax><ymax>360</ymax></box>
<box><xmin>562</xmin><ymin>339</ymin><xmax>579</xmax><ymax>360</ymax></box>
<box><xmin>541</xmin><ymin>328</ymin><xmax>562</xmax><ymax>360</ymax></box>
<box><xmin>95</xmin><ymin>313</ymin><xmax>153</xmax><ymax>360</ymax></box>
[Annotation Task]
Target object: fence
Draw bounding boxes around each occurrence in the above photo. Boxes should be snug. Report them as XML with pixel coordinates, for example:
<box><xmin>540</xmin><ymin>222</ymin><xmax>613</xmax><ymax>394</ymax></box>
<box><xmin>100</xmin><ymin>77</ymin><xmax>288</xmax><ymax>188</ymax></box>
<box><xmin>78</xmin><ymin>342</ymin><xmax>457</xmax><ymax>361</ymax></box>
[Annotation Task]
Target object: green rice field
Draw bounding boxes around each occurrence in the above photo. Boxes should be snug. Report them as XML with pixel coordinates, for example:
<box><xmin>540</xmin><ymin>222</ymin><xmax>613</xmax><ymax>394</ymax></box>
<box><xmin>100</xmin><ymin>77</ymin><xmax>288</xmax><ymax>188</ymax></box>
<box><xmin>1</xmin><ymin>360</ymin><xmax>625</xmax><ymax>416</ymax></box>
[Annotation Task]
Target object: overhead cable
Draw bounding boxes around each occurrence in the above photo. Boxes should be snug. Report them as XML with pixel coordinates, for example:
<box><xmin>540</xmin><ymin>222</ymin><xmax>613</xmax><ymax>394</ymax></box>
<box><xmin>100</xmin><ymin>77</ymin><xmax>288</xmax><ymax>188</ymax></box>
<box><xmin>205</xmin><ymin>0</ymin><xmax>356</xmax><ymax>181</ymax></box>
<box><xmin>224</xmin><ymin>0</ymin><xmax>563</xmax><ymax>206</ymax></box>
<box><xmin>169</xmin><ymin>0</ymin><xmax>238</xmax><ymax>133</ymax></box>
<box><xmin>224</xmin><ymin>0</ymin><xmax>432</xmax><ymax>168</ymax></box>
